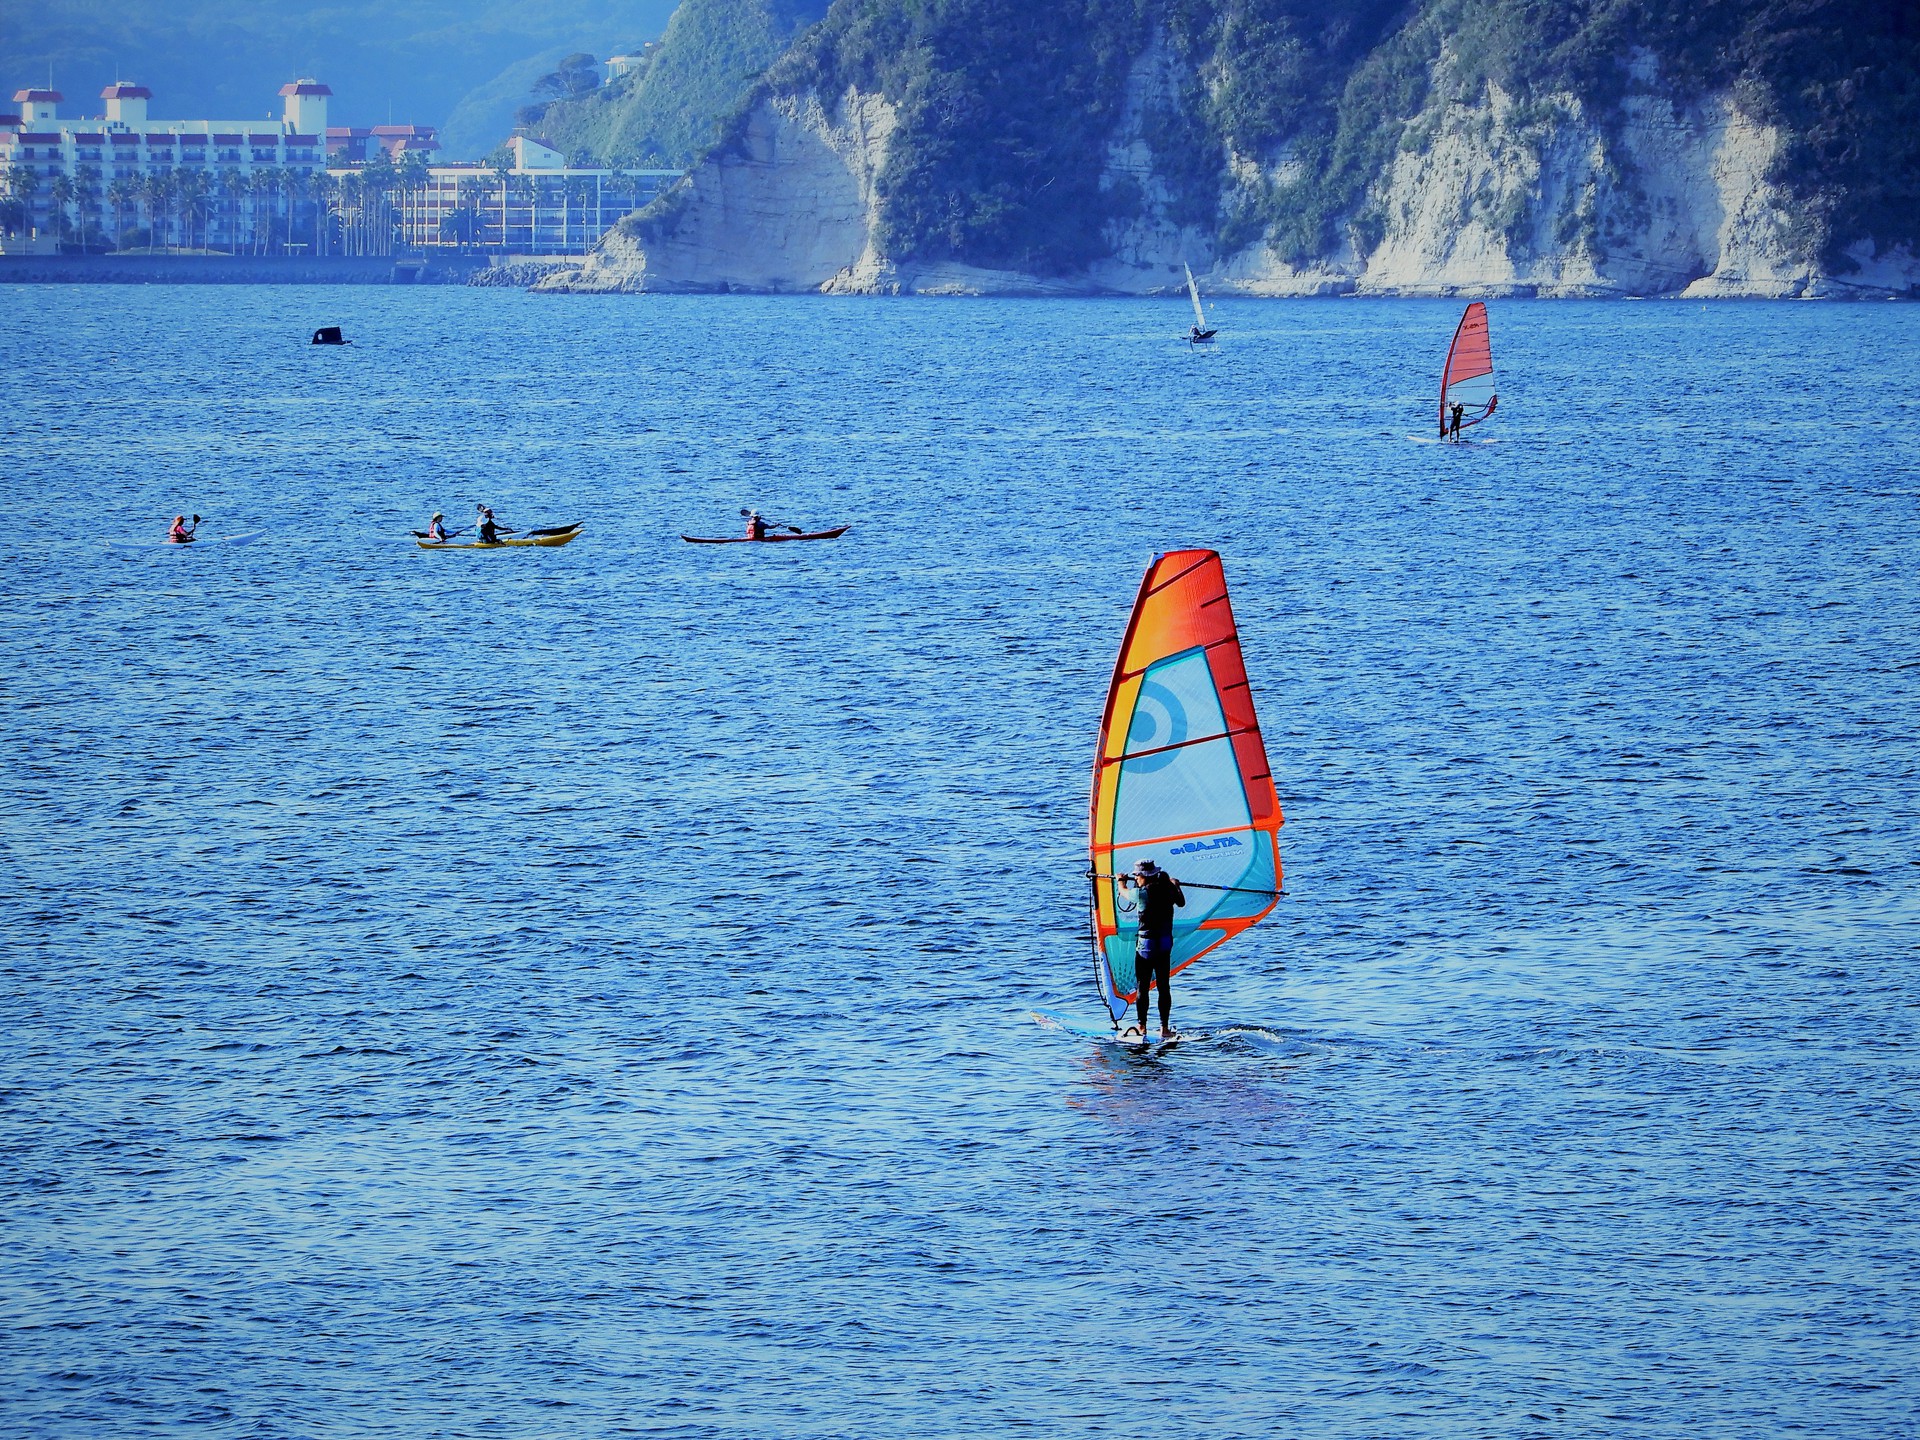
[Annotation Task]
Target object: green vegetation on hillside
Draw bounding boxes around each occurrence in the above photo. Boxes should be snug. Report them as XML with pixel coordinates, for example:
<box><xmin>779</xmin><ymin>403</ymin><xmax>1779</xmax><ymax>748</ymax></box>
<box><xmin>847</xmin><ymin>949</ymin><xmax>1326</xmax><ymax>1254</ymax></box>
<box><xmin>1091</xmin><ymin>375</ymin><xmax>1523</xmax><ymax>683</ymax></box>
<box><xmin>772</xmin><ymin>0</ymin><xmax>1153</xmax><ymax>274</ymax></box>
<box><xmin>735</xmin><ymin>0</ymin><xmax>1920</xmax><ymax>274</ymax></box>
<box><xmin>529</xmin><ymin>0</ymin><xmax>829</xmax><ymax>166</ymax></box>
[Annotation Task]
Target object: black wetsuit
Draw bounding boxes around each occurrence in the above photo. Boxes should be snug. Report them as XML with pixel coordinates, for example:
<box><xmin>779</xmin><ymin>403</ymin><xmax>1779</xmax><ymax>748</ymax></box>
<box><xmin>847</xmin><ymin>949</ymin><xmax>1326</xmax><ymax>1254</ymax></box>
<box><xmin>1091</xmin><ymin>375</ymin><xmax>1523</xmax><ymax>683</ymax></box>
<box><xmin>1131</xmin><ymin>871</ymin><xmax>1186</xmax><ymax>1032</ymax></box>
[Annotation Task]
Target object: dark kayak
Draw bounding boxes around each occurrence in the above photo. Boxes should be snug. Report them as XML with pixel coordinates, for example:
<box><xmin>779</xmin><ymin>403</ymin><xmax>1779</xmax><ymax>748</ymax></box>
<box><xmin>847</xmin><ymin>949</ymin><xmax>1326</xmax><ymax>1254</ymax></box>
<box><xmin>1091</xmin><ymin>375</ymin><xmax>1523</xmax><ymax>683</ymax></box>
<box><xmin>681</xmin><ymin>526</ymin><xmax>851</xmax><ymax>545</ymax></box>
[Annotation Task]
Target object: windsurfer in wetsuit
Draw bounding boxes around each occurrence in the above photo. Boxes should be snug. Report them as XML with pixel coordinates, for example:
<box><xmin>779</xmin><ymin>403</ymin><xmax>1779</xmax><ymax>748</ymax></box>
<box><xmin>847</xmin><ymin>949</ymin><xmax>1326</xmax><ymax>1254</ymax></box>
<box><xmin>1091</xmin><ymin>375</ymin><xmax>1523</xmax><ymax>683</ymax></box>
<box><xmin>1449</xmin><ymin>401</ymin><xmax>1465</xmax><ymax>442</ymax></box>
<box><xmin>1118</xmin><ymin>858</ymin><xmax>1186</xmax><ymax>1038</ymax></box>
<box><xmin>745</xmin><ymin>510</ymin><xmax>769</xmax><ymax>541</ymax></box>
<box><xmin>167</xmin><ymin>514</ymin><xmax>198</xmax><ymax>544</ymax></box>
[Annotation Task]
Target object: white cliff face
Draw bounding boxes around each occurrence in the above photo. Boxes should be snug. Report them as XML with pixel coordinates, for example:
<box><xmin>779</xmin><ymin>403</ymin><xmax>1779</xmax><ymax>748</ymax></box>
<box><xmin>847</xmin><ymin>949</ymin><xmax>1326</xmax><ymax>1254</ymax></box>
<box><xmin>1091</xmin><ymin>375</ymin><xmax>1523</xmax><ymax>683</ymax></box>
<box><xmin>542</xmin><ymin>48</ymin><xmax>1917</xmax><ymax>298</ymax></box>
<box><xmin>537</xmin><ymin>87</ymin><xmax>897</xmax><ymax>294</ymax></box>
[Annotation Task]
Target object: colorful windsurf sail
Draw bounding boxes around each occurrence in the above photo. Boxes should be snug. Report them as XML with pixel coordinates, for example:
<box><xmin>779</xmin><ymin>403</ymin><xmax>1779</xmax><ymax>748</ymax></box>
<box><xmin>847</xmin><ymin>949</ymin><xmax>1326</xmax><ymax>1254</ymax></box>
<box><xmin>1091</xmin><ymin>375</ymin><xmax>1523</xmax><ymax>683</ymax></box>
<box><xmin>1439</xmin><ymin>301</ymin><xmax>1497</xmax><ymax>435</ymax></box>
<box><xmin>1087</xmin><ymin>550</ymin><xmax>1283</xmax><ymax>1025</ymax></box>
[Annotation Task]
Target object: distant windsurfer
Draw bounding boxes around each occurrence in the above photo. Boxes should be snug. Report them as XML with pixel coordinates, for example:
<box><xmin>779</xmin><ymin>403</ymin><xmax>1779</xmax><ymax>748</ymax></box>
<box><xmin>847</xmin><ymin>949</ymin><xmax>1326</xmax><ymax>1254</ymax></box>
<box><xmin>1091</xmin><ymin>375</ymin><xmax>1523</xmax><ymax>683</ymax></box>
<box><xmin>1118</xmin><ymin>859</ymin><xmax>1186</xmax><ymax>1038</ymax></box>
<box><xmin>1448</xmin><ymin>401</ymin><xmax>1465</xmax><ymax>442</ymax></box>
<box><xmin>745</xmin><ymin>509</ymin><xmax>768</xmax><ymax>541</ymax></box>
<box><xmin>167</xmin><ymin>514</ymin><xmax>198</xmax><ymax>544</ymax></box>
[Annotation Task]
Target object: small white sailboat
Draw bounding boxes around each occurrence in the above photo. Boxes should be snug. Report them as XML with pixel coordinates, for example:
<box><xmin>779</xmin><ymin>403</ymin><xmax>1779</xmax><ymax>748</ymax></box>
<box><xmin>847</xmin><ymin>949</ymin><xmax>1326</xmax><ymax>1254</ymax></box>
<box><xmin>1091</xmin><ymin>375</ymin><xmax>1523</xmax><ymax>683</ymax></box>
<box><xmin>1184</xmin><ymin>261</ymin><xmax>1217</xmax><ymax>344</ymax></box>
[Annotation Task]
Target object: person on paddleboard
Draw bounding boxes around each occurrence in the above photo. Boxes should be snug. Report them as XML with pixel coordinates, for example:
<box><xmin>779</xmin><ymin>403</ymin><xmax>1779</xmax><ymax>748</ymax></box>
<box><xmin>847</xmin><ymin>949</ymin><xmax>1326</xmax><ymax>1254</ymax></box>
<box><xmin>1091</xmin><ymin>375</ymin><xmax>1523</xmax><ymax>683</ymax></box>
<box><xmin>745</xmin><ymin>509</ymin><xmax>768</xmax><ymax>541</ymax></box>
<box><xmin>1118</xmin><ymin>858</ymin><xmax>1186</xmax><ymax>1038</ymax></box>
<box><xmin>167</xmin><ymin>514</ymin><xmax>198</xmax><ymax>544</ymax></box>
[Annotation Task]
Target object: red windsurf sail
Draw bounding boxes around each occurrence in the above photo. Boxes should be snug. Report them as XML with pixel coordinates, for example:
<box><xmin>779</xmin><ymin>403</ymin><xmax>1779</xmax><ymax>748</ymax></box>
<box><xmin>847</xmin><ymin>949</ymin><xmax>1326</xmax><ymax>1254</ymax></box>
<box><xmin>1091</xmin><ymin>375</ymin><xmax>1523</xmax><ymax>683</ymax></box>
<box><xmin>1439</xmin><ymin>302</ymin><xmax>1497</xmax><ymax>435</ymax></box>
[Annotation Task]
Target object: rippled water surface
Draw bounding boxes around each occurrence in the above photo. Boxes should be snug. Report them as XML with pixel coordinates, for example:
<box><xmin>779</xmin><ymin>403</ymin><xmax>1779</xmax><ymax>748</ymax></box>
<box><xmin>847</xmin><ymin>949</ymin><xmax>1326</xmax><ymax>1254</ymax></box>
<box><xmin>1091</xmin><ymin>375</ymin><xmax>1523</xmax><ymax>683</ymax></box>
<box><xmin>4</xmin><ymin>287</ymin><xmax>1918</xmax><ymax>1438</ymax></box>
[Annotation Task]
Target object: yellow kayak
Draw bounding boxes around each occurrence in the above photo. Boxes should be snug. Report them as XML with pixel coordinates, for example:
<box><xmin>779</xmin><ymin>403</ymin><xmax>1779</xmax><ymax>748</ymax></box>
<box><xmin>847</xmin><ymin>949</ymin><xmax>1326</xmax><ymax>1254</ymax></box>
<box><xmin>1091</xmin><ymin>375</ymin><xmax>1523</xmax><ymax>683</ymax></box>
<box><xmin>416</xmin><ymin>527</ymin><xmax>581</xmax><ymax>551</ymax></box>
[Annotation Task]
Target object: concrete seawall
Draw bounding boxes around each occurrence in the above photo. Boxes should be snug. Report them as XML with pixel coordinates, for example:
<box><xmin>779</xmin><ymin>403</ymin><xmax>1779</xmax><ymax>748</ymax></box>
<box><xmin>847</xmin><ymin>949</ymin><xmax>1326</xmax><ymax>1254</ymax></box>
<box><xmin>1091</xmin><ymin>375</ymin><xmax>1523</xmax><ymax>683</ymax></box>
<box><xmin>0</xmin><ymin>254</ymin><xmax>495</xmax><ymax>284</ymax></box>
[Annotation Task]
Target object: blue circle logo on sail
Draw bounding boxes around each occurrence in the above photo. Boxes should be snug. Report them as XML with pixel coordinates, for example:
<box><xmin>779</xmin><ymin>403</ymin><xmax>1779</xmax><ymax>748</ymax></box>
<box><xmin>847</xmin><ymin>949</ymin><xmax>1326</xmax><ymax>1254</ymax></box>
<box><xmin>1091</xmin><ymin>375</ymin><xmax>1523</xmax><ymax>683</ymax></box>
<box><xmin>1125</xmin><ymin>679</ymin><xmax>1188</xmax><ymax>773</ymax></box>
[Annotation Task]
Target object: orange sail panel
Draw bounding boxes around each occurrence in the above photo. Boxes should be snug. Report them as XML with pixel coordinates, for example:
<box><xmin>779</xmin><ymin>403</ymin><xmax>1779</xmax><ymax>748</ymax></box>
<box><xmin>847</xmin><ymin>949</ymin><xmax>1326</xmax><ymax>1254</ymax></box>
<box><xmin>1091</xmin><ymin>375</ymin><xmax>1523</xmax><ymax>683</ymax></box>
<box><xmin>1439</xmin><ymin>301</ymin><xmax>1497</xmax><ymax>433</ymax></box>
<box><xmin>1088</xmin><ymin>550</ymin><xmax>1283</xmax><ymax>1024</ymax></box>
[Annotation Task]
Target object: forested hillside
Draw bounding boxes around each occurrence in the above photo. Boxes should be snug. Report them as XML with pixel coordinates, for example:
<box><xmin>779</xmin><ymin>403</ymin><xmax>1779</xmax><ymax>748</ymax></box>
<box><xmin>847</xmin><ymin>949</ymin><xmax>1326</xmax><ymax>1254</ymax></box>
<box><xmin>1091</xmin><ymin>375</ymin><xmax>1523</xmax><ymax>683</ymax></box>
<box><xmin>525</xmin><ymin>0</ymin><xmax>829</xmax><ymax>166</ymax></box>
<box><xmin>756</xmin><ymin>0</ymin><xmax>1919</xmax><ymax>277</ymax></box>
<box><xmin>0</xmin><ymin>0</ymin><xmax>677</xmax><ymax>157</ymax></box>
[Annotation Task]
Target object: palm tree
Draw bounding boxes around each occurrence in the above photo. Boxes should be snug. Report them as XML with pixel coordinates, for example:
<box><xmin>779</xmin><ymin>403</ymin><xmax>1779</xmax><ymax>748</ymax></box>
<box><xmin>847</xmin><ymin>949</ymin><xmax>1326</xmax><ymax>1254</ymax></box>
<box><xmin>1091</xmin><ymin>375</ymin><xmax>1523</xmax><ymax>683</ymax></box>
<box><xmin>1</xmin><ymin>165</ymin><xmax>33</xmax><ymax>235</ymax></box>
<box><xmin>46</xmin><ymin>173</ymin><xmax>76</xmax><ymax>243</ymax></box>
<box><xmin>141</xmin><ymin>169</ymin><xmax>173</xmax><ymax>249</ymax></box>
<box><xmin>175</xmin><ymin>169</ymin><xmax>211</xmax><ymax>250</ymax></box>
<box><xmin>217</xmin><ymin>167</ymin><xmax>245</xmax><ymax>252</ymax></box>
<box><xmin>106</xmin><ymin>177</ymin><xmax>134</xmax><ymax>248</ymax></box>
<box><xmin>280</xmin><ymin>168</ymin><xmax>309</xmax><ymax>254</ymax></box>
<box><xmin>510</xmin><ymin>173</ymin><xmax>536</xmax><ymax>253</ymax></box>
<box><xmin>360</xmin><ymin>152</ymin><xmax>398</xmax><ymax>255</ymax></box>
<box><xmin>310</xmin><ymin>171</ymin><xmax>337</xmax><ymax>255</ymax></box>
<box><xmin>250</xmin><ymin>168</ymin><xmax>280</xmax><ymax>254</ymax></box>
<box><xmin>394</xmin><ymin>151</ymin><xmax>430</xmax><ymax>250</ymax></box>
<box><xmin>73</xmin><ymin>165</ymin><xmax>102</xmax><ymax>249</ymax></box>
<box><xmin>490</xmin><ymin>152</ymin><xmax>514</xmax><ymax>254</ymax></box>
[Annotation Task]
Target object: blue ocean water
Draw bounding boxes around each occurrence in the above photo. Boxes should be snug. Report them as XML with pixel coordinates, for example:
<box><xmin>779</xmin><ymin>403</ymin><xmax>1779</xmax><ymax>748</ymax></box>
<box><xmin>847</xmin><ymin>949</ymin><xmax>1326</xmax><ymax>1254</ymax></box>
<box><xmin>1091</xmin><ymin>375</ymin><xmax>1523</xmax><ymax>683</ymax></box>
<box><xmin>3</xmin><ymin>287</ymin><xmax>1918</xmax><ymax>1438</ymax></box>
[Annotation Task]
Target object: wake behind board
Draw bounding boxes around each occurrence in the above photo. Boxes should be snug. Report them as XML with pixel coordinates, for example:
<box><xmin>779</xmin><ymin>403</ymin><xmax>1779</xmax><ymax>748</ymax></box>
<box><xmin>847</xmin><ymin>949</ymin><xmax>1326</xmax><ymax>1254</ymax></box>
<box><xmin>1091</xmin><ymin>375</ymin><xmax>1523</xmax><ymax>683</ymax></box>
<box><xmin>1032</xmin><ymin>1010</ymin><xmax>1188</xmax><ymax>1049</ymax></box>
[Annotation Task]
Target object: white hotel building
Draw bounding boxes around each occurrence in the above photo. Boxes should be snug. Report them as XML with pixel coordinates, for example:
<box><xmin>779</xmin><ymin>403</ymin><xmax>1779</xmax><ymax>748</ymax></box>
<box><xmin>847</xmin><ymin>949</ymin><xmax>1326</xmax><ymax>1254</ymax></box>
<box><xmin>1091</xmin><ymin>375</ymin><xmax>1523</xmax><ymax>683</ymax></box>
<box><xmin>0</xmin><ymin>79</ymin><xmax>679</xmax><ymax>256</ymax></box>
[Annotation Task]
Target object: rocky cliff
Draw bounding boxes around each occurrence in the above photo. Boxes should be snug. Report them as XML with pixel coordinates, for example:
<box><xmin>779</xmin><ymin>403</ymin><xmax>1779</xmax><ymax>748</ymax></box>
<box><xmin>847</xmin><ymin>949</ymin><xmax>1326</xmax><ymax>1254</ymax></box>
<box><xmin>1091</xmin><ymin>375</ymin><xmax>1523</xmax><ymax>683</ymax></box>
<box><xmin>537</xmin><ymin>0</ymin><xmax>1920</xmax><ymax>298</ymax></box>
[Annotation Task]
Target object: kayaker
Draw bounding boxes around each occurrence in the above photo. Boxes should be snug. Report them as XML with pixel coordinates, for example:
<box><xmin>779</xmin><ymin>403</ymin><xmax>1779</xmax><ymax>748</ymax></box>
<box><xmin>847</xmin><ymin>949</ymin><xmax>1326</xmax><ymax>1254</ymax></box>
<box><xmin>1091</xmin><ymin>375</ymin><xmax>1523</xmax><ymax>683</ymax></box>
<box><xmin>745</xmin><ymin>510</ymin><xmax>768</xmax><ymax>541</ymax></box>
<box><xmin>475</xmin><ymin>504</ymin><xmax>508</xmax><ymax>545</ymax></box>
<box><xmin>167</xmin><ymin>514</ymin><xmax>198</xmax><ymax>544</ymax></box>
<box><xmin>1117</xmin><ymin>858</ymin><xmax>1186</xmax><ymax>1039</ymax></box>
<box><xmin>425</xmin><ymin>512</ymin><xmax>450</xmax><ymax>543</ymax></box>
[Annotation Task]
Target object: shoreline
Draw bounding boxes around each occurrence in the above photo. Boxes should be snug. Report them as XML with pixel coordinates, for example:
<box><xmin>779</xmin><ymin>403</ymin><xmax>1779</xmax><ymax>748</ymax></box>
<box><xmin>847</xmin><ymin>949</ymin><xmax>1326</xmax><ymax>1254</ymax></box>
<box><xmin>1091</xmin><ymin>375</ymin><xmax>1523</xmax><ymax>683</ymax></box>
<box><xmin>0</xmin><ymin>251</ymin><xmax>1909</xmax><ymax>297</ymax></box>
<box><xmin>0</xmin><ymin>253</ymin><xmax>497</xmax><ymax>285</ymax></box>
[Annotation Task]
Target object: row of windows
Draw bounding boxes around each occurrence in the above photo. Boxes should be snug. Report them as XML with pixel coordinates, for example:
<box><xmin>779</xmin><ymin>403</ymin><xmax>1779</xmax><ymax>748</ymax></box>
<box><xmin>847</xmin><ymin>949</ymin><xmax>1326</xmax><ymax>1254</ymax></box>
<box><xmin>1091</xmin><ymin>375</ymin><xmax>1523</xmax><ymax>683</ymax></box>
<box><xmin>12</xmin><ymin>147</ymin><xmax>320</xmax><ymax>162</ymax></box>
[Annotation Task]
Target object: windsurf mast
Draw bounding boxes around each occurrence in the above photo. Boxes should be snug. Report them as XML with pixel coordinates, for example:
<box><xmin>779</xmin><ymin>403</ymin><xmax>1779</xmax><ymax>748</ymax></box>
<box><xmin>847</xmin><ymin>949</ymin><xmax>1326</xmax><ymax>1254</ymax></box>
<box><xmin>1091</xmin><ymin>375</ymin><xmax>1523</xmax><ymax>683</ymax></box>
<box><xmin>1086</xmin><ymin>550</ymin><xmax>1283</xmax><ymax>1026</ymax></box>
<box><xmin>1439</xmin><ymin>301</ymin><xmax>1497</xmax><ymax>434</ymax></box>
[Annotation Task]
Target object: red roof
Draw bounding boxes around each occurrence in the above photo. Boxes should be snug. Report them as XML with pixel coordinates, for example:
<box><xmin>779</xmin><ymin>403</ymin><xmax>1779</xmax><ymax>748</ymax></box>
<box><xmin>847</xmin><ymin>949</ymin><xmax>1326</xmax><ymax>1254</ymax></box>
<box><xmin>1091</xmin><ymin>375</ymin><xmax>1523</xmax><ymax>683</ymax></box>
<box><xmin>101</xmin><ymin>83</ymin><xmax>152</xmax><ymax>99</ymax></box>
<box><xmin>278</xmin><ymin>81</ymin><xmax>333</xmax><ymax>97</ymax></box>
<box><xmin>13</xmin><ymin>88</ymin><xmax>62</xmax><ymax>103</ymax></box>
<box><xmin>326</xmin><ymin>126</ymin><xmax>370</xmax><ymax>138</ymax></box>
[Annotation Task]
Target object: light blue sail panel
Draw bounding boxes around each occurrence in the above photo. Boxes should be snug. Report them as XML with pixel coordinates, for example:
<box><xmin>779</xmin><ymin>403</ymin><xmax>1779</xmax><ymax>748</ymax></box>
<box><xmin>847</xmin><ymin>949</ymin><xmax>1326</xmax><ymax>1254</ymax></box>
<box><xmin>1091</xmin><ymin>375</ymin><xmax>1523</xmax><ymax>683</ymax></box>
<box><xmin>1100</xmin><ymin>648</ymin><xmax>1275</xmax><ymax>1013</ymax></box>
<box><xmin>1112</xmin><ymin>651</ymin><xmax>1251</xmax><ymax>843</ymax></box>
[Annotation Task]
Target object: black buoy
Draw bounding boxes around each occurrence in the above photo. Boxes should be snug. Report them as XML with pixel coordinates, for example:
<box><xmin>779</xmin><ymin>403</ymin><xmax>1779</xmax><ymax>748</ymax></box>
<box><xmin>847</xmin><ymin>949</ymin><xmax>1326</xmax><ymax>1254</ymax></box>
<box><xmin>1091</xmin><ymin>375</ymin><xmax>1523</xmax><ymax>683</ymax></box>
<box><xmin>311</xmin><ymin>326</ymin><xmax>348</xmax><ymax>345</ymax></box>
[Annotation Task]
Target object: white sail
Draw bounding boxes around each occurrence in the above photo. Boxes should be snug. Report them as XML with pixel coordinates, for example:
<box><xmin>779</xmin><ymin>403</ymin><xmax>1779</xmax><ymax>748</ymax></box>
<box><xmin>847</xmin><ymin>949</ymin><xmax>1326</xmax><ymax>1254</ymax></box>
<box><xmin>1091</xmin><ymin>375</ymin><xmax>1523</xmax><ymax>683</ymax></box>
<box><xmin>1183</xmin><ymin>262</ymin><xmax>1208</xmax><ymax>331</ymax></box>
